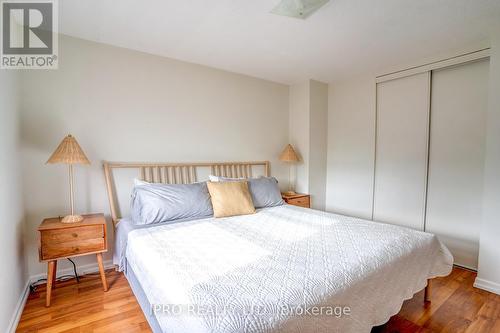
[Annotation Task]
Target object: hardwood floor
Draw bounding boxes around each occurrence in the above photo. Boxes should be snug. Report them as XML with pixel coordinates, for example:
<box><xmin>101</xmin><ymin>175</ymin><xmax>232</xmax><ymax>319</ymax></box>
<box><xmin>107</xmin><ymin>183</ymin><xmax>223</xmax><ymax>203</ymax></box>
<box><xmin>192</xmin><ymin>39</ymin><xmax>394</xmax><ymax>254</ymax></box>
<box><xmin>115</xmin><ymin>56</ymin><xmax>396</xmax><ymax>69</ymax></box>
<box><xmin>17</xmin><ymin>267</ymin><xmax>500</xmax><ymax>333</ymax></box>
<box><xmin>373</xmin><ymin>267</ymin><xmax>500</xmax><ymax>333</ymax></box>
<box><xmin>17</xmin><ymin>270</ymin><xmax>150</xmax><ymax>333</ymax></box>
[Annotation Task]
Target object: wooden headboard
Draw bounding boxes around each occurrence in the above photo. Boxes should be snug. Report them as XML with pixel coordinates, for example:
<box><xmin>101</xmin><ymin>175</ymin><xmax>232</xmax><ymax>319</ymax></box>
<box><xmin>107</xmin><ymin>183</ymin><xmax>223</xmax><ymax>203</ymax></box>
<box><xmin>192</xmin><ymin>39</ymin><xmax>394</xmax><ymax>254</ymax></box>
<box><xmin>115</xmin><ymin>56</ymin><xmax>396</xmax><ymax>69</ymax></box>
<box><xmin>103</xmin><ymin>161</ymin><xmax>270</xmax><ymax>227</ymax></box>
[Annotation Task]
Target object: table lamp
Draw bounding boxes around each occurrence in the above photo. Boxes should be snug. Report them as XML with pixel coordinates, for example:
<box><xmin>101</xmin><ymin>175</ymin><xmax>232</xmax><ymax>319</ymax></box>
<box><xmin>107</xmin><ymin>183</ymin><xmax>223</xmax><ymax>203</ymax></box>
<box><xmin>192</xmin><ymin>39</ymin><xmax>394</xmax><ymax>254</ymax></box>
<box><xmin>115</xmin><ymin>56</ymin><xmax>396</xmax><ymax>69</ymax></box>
<box><xmin>279</xmin><ymin>144</ymin><xmax>300</xmax><ymax>195</ymax></box>
<box><xmin>46</xmin><ymin>135</ymin><xmax>90</xmax><ymax>223</ymax></box>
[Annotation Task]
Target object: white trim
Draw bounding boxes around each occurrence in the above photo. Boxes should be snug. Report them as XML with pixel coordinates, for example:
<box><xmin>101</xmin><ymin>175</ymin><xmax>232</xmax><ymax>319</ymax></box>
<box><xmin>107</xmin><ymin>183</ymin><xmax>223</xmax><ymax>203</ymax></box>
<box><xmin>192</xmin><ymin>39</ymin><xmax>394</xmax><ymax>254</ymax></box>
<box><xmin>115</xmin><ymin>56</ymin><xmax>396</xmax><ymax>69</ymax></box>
<box><xmin>376</xmin><ymin>48</ymin><xmax>491</xmax><ymax>83</ymax></box>
<box><xmin>7</xmin><ymin>259</ymin><xmax>114</xmax><ymax>332</ymax></box>
<box><xmin>29</xmin><ymin>259</ymin><xmax>114</xmax><ymax>283</ymax></box>
<box><xmin>474</xmin><ymin>277</ymin><xmax>500</xmax><ymax>295</ymax></box>
<box><xmin>7</xmin><ymin>280</ymin><xmax>30</xmax><ymax>333</ymax></box>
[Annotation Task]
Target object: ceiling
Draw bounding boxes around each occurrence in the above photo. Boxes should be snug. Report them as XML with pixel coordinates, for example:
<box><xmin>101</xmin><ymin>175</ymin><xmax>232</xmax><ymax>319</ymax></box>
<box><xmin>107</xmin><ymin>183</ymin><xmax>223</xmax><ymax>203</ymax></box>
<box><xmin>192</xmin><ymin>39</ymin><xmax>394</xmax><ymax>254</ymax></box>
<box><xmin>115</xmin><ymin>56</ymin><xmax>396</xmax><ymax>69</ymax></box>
<box><xmin>59</xmin><ymin>0</ymin><xmax>500</xmax><ymax>84</ymax></box>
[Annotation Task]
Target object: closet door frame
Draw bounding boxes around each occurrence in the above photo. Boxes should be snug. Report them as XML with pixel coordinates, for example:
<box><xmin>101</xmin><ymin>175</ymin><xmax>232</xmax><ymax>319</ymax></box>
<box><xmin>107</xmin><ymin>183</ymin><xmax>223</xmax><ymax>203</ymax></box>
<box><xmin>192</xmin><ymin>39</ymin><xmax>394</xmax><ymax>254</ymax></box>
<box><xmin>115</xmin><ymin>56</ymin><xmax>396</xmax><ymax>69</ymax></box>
<box><xmin>372</xmin><ymin>48</ymin><xmax>491</xmax><ymax>233</ymax></box>
<box><xmin>376</xmin><ymin>48</ymin><xmax>490</xmax><ymax>83</ymax></box>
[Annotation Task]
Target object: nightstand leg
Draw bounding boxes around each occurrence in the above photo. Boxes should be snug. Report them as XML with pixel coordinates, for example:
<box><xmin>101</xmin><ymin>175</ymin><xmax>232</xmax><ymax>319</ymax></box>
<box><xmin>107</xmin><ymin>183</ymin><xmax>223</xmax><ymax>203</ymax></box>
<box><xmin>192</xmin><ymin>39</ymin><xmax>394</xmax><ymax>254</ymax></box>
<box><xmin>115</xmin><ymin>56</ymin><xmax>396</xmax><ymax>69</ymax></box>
<box><xmin>96</xmin><ymin>253</ymin><xmax>108</xmax><ymax>292</ymax></box>
<box><xmin>52</xmin><ymin>260</ymin><xmax>57</xmax><ymax>289</ymax></box>
<box><xmin>46</xmin><ymin>261</ymin><xmax>55</xmax><ymax>307</ymax></box>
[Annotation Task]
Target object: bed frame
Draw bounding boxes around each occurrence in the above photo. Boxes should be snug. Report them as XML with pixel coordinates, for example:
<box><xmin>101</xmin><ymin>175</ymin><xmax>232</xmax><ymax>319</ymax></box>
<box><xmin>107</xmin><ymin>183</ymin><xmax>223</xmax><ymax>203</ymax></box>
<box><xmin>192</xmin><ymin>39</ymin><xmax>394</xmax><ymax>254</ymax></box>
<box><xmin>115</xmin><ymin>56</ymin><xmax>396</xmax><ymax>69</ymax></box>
<box><xmin>102</xmin><ymin>159</ymin><xmax>432</xmax><ymax>304</ymax></box>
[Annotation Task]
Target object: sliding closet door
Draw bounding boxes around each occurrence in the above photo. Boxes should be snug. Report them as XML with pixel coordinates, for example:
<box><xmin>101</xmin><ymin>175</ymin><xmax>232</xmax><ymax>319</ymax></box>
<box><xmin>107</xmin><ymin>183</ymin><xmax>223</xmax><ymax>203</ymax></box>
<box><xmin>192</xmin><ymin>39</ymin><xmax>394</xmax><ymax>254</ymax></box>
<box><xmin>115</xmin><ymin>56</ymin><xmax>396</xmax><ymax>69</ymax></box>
<box><xmin>426</xmin><ymin>59</ymin><xmax>489</xmax><ymax>270</ymax></box>
<box><xmin>373</xmin><ymin>72</ymin><xmax>430</xmax><ymax>230</ymax></box>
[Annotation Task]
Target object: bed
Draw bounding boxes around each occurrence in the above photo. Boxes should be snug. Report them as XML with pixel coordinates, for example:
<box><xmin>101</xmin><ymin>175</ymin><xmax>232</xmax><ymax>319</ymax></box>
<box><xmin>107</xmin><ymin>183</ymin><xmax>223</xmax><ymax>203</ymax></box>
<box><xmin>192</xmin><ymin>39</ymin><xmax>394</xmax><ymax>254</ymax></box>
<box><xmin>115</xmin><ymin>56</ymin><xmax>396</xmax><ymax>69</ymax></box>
<box><xmin>103</xmin><ymin>161</ymin><xmax>453</xmax><ymax>333</ymax></box>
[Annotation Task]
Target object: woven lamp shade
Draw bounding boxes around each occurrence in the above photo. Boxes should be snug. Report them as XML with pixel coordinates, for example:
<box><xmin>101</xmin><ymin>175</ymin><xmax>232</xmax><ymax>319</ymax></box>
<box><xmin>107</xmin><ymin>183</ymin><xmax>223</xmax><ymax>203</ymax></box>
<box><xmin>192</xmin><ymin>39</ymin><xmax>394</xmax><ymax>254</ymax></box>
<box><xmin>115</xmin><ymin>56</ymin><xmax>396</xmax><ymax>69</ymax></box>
<box><xmin>279</xmin><ymin>144</ymin><xmax>299</xmax><ymax>162</ymax></box>
<box><xmin>46</xmin><ymin>135</ymin><xmax>90</xmax><ymax>165</ymax></box>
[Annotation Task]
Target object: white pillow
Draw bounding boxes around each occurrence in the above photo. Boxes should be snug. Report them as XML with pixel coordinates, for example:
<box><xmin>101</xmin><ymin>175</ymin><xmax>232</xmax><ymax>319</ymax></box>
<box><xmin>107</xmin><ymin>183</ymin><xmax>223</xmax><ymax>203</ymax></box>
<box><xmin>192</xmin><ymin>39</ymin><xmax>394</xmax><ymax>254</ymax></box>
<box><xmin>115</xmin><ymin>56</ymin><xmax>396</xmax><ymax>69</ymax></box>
<box><xmin>134</xmin><ymin>178</ymin><xmax>149</xmax><ymax>186</ymax></box>
<box><xmin>208</xmin><ymin>175</ymin><xmax>244</xmax><ymax>182</ymax></box>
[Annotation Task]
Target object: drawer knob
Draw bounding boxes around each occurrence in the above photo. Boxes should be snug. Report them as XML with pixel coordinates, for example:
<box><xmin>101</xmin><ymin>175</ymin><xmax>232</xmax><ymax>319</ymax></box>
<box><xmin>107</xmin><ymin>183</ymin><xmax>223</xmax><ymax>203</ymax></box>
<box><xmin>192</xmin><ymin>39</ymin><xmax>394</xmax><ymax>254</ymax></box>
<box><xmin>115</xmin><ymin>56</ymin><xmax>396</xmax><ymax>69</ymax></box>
<box><xmin>72</xmin><ymin>233</ymin><xmax>78</xmax><ymax>238</ymax></box>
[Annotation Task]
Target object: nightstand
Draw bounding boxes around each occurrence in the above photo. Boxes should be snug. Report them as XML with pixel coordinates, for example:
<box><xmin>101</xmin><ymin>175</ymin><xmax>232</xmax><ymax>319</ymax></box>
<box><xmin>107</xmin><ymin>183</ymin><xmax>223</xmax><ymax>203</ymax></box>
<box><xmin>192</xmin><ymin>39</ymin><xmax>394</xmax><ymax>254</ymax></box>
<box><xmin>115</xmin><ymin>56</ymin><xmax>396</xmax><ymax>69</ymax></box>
<box><xmin>282</xmin><ymin>193</ymin><xmax>311</xmax><ymax>208</ymax></box>
<box><xmin>38</xmin><ymin>213</ymin><xmax>108</xmax><ymax>307</ymax></box>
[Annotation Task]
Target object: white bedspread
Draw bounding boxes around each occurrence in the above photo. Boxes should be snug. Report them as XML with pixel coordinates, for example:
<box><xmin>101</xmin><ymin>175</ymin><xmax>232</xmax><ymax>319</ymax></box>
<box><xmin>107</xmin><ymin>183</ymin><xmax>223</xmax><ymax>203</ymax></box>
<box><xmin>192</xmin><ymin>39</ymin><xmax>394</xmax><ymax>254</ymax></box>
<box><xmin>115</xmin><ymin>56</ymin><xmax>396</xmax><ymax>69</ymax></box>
<box><xmin>126</xmin><ymin>205</ymin><xmax>453</xmax><ymax>333</ymax></box>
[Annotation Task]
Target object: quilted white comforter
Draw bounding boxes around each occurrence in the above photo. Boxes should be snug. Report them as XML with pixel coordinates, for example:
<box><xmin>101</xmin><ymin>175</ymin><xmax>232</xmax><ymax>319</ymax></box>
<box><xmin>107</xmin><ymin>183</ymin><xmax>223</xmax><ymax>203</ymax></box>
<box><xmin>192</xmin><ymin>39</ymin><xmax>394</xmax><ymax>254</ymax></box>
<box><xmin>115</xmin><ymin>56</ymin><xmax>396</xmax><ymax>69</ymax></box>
<box><xmin>126</xmin><ymin>205</ymin><xmax>453</xmax><ymax>333</ymax></box>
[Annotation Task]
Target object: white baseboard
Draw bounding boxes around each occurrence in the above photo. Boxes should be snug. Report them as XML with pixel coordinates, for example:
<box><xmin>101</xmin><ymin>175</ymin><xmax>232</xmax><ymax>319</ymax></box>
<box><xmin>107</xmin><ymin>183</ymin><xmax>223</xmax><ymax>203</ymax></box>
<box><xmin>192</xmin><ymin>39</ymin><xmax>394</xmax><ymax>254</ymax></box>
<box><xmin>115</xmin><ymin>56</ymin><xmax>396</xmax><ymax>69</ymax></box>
<box><xmin>474</xmin><ymin>277</ymin><xmax>500</xmax><ymax>295</ymax></box>
<box><xmin>7</xmin><ymin>280</ymin><xmax>30</xmax><ymax>333</ymax></box>
<box><xmin>8</xmin><ymin>259</ymin><xmax>114</xmax><ymax>333</ymax></box>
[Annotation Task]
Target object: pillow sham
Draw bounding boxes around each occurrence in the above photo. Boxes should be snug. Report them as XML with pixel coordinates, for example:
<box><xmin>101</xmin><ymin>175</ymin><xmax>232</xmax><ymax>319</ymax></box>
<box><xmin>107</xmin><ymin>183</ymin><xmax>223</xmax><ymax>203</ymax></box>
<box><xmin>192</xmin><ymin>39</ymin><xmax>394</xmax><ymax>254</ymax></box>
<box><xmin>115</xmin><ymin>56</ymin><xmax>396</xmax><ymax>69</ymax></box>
<box><xmin>208</xmin><ymin>175</ymin><xmax>243</xmax><ymax>182</ymax></box>
<box><xmin>134</xmin><ymin>178</ymin><xmax>149</xmax><ymax>186</ymax></box>
<box><xmin>209</xmin><ymin>175</ymin><xmax>284</xmax><ymax>208</ymax></box>
<box><xmin>131</xmin><ymin>181</ymin><xmax>213</xmax><ymax>225</ymax></box>
<box><xmin>206</xmin><ymin>181</ymin><xmax>256</xmax><ymax>218</ymax></box>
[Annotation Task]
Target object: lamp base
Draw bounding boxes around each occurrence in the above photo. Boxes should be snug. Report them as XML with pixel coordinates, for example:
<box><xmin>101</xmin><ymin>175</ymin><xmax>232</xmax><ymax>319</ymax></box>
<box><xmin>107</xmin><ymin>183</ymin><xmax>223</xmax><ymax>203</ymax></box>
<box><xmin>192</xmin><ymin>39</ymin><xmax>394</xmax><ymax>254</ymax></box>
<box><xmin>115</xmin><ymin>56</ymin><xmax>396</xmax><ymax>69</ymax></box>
<box><xmin>61</xmin><ymin>215</ymin><xmax>84</xmax><ymax>223</ymax></box>
<box><xmin>283</xmin><ymin>190</ymin><xmax>297</xmax><ymax>196</ymax></box>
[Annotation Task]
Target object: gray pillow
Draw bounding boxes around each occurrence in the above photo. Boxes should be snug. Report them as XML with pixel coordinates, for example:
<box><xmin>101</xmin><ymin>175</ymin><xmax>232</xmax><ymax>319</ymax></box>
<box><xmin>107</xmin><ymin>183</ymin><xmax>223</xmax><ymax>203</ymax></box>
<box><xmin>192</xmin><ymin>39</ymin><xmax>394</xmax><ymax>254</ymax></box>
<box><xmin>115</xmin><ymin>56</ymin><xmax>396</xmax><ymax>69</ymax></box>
<box><xmin>247</xmin><ymin>177</ymin><xmax>284</xmax><ymax>208</ymax></box>
<box><xmin>131</xmin><ymin>182</ymin><xmax>213</xmax><ymax>225</ymax></box>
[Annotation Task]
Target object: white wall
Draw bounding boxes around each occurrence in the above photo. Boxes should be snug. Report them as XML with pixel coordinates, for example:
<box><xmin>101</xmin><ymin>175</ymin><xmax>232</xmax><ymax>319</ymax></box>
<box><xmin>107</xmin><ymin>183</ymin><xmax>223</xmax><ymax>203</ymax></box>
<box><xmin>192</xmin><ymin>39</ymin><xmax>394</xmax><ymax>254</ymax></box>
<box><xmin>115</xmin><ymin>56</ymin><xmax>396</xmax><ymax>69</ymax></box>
<box><xmin>326</xmin><ymin>77</ymin><xmax>376</xmax><ymax>219</ymax></box>
<box><xmin>289</xmin><ymin>82</ymin><xmax>310</xmax><ymax>193</ymax></box>
<box><xmin>308</xmin><ymin>80</ymin><xmax>328</xmax><ymax>209</ymax></box>
<box><xmin>20</xmin><ymin>35</ymin><xmax>290</xmax><ymax>277</ymax></box>
<box><xmin>475</xmin><ymin>30</ymin><xmax>500</xmax><ymax>294</ymax></box>
<box><xmin>0</xmin><ymin>72</ymin><xmax>27</xmax><ymax>332</ymax></box>
<box><xmin>289</xmin><ymin>80</ymin><xmax>328</xmax><ymax>209</ymax></box>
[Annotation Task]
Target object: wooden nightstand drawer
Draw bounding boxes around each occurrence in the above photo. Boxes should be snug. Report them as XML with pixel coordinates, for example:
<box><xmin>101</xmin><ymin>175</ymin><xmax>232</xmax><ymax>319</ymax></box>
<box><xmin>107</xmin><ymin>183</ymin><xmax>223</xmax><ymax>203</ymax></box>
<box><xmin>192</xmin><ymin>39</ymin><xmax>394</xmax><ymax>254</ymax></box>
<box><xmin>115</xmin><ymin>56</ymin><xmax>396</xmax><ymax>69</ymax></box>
<box><xmin>41</xmin><ymin>238</ymin><xmax>105</xmax><ymax>260</ymax></box>
<box><xmin>282</xmin><ymin>193</ymin><xmax>311</xmax><ymax>208</ymax></box>
<box><xmin>287</xmin><ymin>196</ymin><xmax>310</xmax><ymax>208</ymax></box>
<box><xmin>41</xmin><ymin>225</ymin><xmax>104</xmax><ymax>244</ymax></box>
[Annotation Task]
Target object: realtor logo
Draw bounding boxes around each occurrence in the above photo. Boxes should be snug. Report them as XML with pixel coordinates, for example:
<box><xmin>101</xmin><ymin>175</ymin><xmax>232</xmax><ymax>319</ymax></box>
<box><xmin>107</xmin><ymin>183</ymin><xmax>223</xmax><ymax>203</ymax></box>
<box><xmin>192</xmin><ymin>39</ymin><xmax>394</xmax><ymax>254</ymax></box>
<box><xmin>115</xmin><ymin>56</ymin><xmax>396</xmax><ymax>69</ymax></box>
<box><xmin>1</xmin><ymin>0</ymin><xmax>58</xmax><ymax>69</ymax></box>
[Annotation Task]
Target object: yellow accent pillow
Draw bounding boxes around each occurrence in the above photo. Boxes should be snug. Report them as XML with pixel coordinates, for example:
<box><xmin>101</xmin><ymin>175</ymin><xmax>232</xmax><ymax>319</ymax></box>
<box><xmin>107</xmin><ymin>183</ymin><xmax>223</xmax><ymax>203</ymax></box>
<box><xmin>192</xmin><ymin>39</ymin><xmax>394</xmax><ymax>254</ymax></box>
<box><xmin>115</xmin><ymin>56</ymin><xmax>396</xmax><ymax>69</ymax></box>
<box><xmin>207</xmin><ymin>181</ymin><xmax>256</xmax><ymax>218</ymax></box>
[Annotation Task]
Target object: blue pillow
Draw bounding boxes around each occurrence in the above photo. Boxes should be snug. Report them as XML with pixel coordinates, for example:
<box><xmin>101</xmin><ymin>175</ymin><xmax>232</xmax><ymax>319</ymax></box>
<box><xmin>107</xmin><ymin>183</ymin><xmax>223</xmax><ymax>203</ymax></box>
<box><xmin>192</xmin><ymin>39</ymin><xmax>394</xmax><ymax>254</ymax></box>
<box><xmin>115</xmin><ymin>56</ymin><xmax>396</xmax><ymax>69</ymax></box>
<box><xmin>131</xmin><ymin>182</ymin><xmax>213</xmax><ymax>225</ymax></box>
<box><xmin>247</xmin><ymin>177</ymin><xmax>284</xmax><ymax>208</ymax></box>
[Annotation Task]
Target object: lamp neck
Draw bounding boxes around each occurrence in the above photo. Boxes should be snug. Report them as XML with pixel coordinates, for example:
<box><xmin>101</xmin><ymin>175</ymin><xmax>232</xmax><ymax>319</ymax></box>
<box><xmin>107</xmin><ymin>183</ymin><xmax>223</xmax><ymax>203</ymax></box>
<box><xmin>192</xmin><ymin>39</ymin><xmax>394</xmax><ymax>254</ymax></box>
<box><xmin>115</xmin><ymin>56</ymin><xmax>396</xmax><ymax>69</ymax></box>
<box><xmin>68</xmin><ymin>164</ymin><xmax>75</xmax><ymax>216</ymax></box>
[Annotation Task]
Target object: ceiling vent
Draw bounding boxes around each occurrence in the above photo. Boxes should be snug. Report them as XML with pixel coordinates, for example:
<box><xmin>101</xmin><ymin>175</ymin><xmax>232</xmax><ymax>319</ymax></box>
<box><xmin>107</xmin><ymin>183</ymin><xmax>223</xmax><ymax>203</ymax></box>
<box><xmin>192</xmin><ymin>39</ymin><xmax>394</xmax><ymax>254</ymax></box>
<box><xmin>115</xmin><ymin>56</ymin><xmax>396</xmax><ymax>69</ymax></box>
<box><xmin>271</xmin><ymin>0</ymin><xmax>330</xmax><ymax>19</ymax></box>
